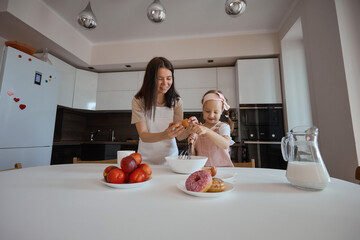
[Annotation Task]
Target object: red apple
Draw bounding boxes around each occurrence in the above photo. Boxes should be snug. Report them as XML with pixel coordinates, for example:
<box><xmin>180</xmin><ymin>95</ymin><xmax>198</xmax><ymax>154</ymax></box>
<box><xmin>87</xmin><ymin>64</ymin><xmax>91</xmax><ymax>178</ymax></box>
<box><xmin>130</xmin><ymin>153</ymin><xmax>142</xmax><ymax>166</ymax></box>
<box><xmin>103</xmin><ymin>165</ymin><xmax>118</xmax><ymax>181</ymax></box>
<box><xmin>129</xmin><ymin>168</ymin><xmax>146</xmax><ymax>183</ymax></box>
<box><xmin>107</xmin><ymin>168</ymin><xmax>125</xmax><ymax>184</ymax></box>
<box><xmin>138</xmin><ymin>163</ymin><xmax>152</xmax><ymax>180</ymax></box>
<box><xmin>121</xmin><ymin>156</ymin><xmax>137</xmax><ymax>173</ymax></box>
<box><xmin>123</xmin><ymin>172</ymin><xmax>130</xmax><ymax>183</ymax></box>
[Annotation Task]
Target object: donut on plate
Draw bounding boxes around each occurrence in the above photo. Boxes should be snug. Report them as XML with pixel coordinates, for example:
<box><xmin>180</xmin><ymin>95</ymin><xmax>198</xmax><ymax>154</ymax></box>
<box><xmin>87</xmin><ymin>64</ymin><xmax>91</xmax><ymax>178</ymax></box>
<box><xmin>208</xmin><ymin>177</ymin><xmax>225</xmax><ymax>192</ymax></box>
<box><xmin>185</xmin><ymin>170</ymin><xmax>212</xmax><ymax>192</ymax></box>
<box><xmin>202</xmin><ymin>166</ymin><xmax>217</xmax><ymax>176</ymax></box>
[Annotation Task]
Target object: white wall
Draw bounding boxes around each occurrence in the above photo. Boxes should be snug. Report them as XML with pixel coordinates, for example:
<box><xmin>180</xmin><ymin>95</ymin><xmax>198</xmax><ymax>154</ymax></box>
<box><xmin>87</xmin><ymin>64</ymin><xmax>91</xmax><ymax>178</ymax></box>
<box><xmin>3</xmin><ymin>0</ymin><xmax>92</xmax><ymax>63</ymax></box>
<box><xmin>280</xmin><ymin>18</ymin><xmax>312</xmax><ymax>131</ymax></box>
<box><xmin>279</xmin><ymin>0</ymin><xmax>358</xmax><ymax>183</ymax></box>
<box><xmin>335</xmin><ymin>0</ymin><xmax>360</xmax><ymax>167</ymax></box>
<box><xmin>91</xmin><ymin>33</ymin><xmax>281</xmax><ymax>67</ymax></box>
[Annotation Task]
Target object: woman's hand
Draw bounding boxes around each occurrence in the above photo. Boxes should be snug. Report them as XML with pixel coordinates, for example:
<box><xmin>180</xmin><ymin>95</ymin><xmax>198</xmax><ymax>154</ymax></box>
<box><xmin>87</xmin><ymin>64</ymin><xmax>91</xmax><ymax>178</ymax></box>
<box><xmin>165</xmin><ymin>122</ymin><xmax>184</xmax><ymax>139</ymax></box>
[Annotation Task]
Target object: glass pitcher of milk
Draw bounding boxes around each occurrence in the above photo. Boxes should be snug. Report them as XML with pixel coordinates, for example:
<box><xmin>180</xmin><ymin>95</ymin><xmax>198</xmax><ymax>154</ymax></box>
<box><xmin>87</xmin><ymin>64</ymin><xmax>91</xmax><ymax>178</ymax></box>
<box><xmin>281</xmin><ymin>126</ymin><xmax>330</xmax><ymax>190</ymax></box>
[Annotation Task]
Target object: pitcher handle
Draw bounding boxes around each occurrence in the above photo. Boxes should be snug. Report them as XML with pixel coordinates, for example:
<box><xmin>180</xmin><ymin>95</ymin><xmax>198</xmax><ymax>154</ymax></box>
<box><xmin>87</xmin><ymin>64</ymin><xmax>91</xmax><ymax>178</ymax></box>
<box><xmin>281</xmin><ymin>136</ymin><xmax>289</xmax><ymax>162</ymax></box>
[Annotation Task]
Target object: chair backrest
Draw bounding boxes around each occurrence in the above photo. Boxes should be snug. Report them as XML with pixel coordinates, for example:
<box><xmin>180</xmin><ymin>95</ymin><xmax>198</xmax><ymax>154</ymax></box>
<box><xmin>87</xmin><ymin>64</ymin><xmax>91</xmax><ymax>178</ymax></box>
<box><xmin>0</xmin><ymin>163</ymin><xmax>22</xmax><ymax>171</ymax></box>
<box><xmin>233</xmin><ymin>159</ymin><xmax>255</xmax><ymax>168</ymax></box>
<box><xmin>356</xmin><ymin>166</ymin><xmax>360</xmax><ymax>181</ymax></box>
<box><xmin>73</xmin><ymin>157</ymin><xmax>117</xmax><ymax>164</ymax></box>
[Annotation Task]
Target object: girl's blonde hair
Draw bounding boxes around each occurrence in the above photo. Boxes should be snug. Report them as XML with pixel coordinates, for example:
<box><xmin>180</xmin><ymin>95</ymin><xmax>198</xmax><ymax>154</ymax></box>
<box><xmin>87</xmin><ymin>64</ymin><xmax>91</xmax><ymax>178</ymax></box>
<box><xmin>201</xmin><ymin>90</ymin><xmax>234</xmax><ymax>133</ymax></box>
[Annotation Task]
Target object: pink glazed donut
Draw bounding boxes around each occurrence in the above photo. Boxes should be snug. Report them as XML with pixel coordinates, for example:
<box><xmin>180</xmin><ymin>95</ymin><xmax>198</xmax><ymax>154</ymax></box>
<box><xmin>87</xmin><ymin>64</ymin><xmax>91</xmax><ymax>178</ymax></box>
<box><xmin>185</xmin><ymin>170</ymin><xmax>213</xmax><ymax>192</ymax></box>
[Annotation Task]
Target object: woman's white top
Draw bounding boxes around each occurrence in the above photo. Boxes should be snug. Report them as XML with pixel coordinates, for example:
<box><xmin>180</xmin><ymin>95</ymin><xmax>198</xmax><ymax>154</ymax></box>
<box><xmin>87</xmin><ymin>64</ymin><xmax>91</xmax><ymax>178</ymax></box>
<box><xmin>131</xmin><ymin>97</ymin><xmax>183</xmax><ymax>164</ymax></box>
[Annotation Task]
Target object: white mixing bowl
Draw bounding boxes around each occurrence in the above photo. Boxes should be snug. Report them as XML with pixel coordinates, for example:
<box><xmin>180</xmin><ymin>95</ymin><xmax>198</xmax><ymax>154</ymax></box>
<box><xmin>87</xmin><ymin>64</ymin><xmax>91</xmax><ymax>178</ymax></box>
<box><xmin>165</xmin><ymin>156</ymin><xmax>208</xmax><ymax>174</ymax></box>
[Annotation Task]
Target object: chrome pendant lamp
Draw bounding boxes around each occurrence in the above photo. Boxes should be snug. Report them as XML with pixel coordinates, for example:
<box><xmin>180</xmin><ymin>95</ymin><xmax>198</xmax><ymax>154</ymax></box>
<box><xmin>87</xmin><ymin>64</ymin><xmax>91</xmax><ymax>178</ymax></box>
<box><xmin>225</xmin><ymin>0</ymin><xmax>247</xmax><ymax>16</ymax></box>
<box><xmin>77</xmin><ymin>1</ymin><xmax>97</xmax><ymax>29</ymax></box>
<box><xmin>147</xmin><ymin>0</ymin><xmax>166</xmax><ymax>23</ymax></box>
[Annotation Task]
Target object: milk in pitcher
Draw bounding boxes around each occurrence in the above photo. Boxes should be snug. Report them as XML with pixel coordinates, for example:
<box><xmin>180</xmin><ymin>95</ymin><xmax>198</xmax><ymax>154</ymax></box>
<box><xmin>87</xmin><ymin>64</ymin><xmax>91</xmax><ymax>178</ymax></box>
<box><xmin>286</xmin><ymin>161</ymin><xmax>330</xmax><ymax>190</ymax></box>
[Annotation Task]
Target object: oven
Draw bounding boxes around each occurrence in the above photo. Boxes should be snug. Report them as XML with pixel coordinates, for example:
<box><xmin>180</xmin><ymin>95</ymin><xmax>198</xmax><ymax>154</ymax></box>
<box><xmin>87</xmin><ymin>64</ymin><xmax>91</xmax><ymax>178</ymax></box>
<box><xmin>239</xmin><ymin>104</ymin><xmax>287</xmax><ymax>169</ymax></box>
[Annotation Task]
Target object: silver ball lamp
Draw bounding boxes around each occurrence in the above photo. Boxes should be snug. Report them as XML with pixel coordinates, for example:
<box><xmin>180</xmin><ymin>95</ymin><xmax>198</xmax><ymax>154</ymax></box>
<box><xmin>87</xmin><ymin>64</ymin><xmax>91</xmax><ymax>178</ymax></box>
<box><xmin>225</xmin><ymin>0</ymin><xmax>247</xmax><ymax>16</ymax></box>
<box><xmin>77</xmin><ymin>2</ymin><xmax>97</xmax><ymax>29</ymax></box>
<box><xmin>147</xmin><ymin>0</ymin><xmax>166</xmax><ymax>23</ymax></box>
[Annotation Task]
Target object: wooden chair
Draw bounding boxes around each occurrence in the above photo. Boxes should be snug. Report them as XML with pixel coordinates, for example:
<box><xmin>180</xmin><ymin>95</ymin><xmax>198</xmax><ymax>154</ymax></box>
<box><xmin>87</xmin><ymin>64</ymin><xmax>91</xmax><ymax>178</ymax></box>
<box><xmin>233</xmin><ymin>159</ymin><xmax>255</xmax><ymax>168</ymax></box>
<box><xmin>356</xmin><ymin>166</ymin><xmax>360</xmax><ymax>181</ymax></box>
<box><xmin>0</xmin><ymin>163</ymin><xmax>22</xmax><ymax>171</ymax></box>
<box><xmin>73</xmin><ymin>157</ymin><xmax>117</xmax><ymax>164</ymax></box>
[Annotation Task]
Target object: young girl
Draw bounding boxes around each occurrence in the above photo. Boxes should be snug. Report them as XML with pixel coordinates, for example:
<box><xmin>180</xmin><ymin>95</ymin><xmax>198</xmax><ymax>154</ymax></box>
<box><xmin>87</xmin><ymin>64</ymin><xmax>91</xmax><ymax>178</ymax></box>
<box><xmin>188</xmin><ymin>90</ymin><xmax>234</xmax><ymax>167</ymax></box>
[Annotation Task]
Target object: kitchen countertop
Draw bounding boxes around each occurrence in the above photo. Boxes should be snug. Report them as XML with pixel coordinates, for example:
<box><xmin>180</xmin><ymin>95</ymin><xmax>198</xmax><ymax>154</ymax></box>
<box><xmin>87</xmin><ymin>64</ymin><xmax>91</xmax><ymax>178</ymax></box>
<box><xmin>53</xmin><ymin>141</ymin><xmax>139</xmax><ymax>146</ymax></box>
<box><xmin>54</xmin><ymin>141</ymin><xmax>242</xmax><ymax>147</ymax></box>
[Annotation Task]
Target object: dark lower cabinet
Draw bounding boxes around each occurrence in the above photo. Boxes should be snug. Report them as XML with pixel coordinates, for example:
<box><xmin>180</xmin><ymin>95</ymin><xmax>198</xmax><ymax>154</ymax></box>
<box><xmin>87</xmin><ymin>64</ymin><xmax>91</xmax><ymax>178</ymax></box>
<box><xmin>81</xmin><ymin>144</ymin><xmax>121</xmax><ymax>160</ymax></box>
<box><xmin>51</xmin><ymin>145</ymin><xmax>81</xmax><ymax>165</ymax></box>
<box><xmin>51</xmin><ymin>143</ymin><xmax>139</xmax><ymax>164</ymax></box>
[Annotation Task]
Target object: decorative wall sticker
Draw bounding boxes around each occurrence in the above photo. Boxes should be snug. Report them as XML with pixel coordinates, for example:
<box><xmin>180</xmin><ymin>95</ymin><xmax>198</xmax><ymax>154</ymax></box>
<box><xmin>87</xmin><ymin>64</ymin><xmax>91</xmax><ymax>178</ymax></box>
<box><xmin>19</xmin><ymin>104</ymin><xmax>26</xmax><ymax>110</ymax></box>
<box><xmin>13</xmin><ymin>98</ymin><xmax>20</xmax><ymax>102</ymax></box>
<box><xmin>7</xmin><ymin>91</ymin><xmax>14</xmax><ymax>96</ymax></box>
<box><xmin>46</xmin><ymin>75</ymin><xmax>52</xmax><ymax>83</ymax></box>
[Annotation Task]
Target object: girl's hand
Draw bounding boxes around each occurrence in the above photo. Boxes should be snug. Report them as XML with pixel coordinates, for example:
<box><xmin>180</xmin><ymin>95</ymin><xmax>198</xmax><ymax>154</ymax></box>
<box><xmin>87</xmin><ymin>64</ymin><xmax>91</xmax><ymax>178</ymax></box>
<box><xmin>165</xmin><ymin>122</ymin><xmax>184</xmax><ymax>139</ymax></box>
<box><xmin>190</xmin><ymin>123</ymin><xmax>207</xmax><ymax>136</ymax></box>
<box><xmin>188</xmin><ymin>116</ymin><xmax>199</xmax><ymax>126</ymax></box>
<box><xmin>188</xmin><ymin>133</ymin><xmax>197</xmax><ymax>144</ymax></box>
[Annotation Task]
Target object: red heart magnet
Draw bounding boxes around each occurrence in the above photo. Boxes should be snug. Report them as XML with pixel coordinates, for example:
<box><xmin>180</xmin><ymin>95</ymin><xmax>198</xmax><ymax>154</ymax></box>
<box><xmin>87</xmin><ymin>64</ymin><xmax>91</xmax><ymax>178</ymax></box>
<box><xmin>19</xmin><ymin>104</ymin><xmax>26</xmax><ymax>110</ymax></box>
<box><xmin>7</xmin><ymin>91</ymin><xmax>14</xmax><ymax>96</ymax></box>
<box><xmin>14</xmin><ymin>98</ymin><xmax>20</xmax><ymax>102</ymax></box>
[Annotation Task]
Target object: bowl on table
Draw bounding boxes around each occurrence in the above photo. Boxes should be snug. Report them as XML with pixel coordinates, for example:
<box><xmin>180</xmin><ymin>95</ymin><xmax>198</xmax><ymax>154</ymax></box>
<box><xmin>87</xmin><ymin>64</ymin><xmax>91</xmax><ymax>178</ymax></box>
<box><xmin>165</xmin><ymin>156</ymin><xmax>208</xmax><ymax>174</ymax></box>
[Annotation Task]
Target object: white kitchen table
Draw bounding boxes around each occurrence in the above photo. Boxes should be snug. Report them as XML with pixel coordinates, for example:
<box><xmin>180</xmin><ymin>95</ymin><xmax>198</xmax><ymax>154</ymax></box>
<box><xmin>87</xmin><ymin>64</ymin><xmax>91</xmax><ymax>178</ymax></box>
<box><xmin>0</xmin><ymin>164</ymin><xmax>359</xmax><ymax>240</ymax></box>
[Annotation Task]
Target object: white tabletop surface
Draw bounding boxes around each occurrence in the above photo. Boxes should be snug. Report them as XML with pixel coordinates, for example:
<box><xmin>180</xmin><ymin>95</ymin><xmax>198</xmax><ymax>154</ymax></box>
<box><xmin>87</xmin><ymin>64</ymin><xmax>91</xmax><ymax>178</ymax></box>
<box><xmin>1</xmin><ymin>164</ymin><xmax>359</xmax><ymax>240</ymax></box>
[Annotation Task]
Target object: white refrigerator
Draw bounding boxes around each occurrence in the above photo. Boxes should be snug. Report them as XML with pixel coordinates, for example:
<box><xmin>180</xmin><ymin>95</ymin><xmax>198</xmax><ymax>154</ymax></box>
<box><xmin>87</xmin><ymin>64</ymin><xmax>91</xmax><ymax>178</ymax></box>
<box><xmin>0</xmin><ymin>46</ymin><xmax>59</xmax><ymax>170</ymax></box>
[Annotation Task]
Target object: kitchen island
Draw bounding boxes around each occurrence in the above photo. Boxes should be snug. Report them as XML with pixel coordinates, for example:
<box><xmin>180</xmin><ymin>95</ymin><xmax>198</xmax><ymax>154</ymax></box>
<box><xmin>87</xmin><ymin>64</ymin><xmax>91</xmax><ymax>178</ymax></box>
<box><xmin>0</xmin><ymin>164</ymin><xmax>359</xmax><ymax>240</ymax></box>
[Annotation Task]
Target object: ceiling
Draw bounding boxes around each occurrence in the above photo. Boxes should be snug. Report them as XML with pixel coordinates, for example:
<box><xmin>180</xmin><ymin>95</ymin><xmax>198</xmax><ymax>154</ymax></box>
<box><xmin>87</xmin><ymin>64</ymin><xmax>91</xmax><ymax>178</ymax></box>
<box><xmin>1</xmin><ymin>0</ymin><xmax>298</xmax><ymax>71</ymax></box>
<box><xmin>41</xmin><ymin>0</ymin><xmax>297</xmax><ymax>45</ymax></box>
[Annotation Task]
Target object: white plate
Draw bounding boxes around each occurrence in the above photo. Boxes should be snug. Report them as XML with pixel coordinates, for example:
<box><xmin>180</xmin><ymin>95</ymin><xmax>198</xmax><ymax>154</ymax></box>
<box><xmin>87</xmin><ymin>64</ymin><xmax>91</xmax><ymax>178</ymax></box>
<box><xmin>216</xmin><ymin>172</ymin><xmax>236</xmax><ymax>181</ymax></box>
<box><xmin>177</xmin><ymin>180</ymin><xmax>234</xmax><ymax>198</ymax></box>
<box><xmin>100</xmin><ymin>179</ymin><xmax>152</xmax><ymax>189</ymax></box>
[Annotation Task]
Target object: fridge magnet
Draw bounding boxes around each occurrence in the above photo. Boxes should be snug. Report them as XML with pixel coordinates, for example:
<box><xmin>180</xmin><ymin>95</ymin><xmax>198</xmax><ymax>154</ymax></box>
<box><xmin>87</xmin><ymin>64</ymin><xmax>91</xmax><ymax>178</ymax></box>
<box><xmin>7</xmin><ymin>91</ymin><xmax>14</xmax><ymax>96</ymax></box>
<box><xmin>13</xmin><ymin>97</ymin><xmax>20</xmax><ymax>102</ymax></box>
<box><xmin>19</xmin><ymin>104</ymin><xmax>26</xmax><ymax>110</ymax></box>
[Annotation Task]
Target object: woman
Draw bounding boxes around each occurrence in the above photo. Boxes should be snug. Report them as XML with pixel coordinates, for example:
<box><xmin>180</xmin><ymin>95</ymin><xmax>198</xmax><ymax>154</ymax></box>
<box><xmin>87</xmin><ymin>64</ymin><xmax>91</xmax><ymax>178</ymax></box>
<box><xmin>131</xmin><ymin>57</ymin><xmax>190</xmax><ymax>164</ymax></box>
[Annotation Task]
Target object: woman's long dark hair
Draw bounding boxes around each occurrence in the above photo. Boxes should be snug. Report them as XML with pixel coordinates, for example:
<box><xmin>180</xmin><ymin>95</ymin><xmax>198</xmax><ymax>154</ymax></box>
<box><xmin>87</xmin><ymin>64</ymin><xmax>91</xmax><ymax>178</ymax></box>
<box><xmin>135</xmin><ymin>57</ymin><xmax>180</xmax><ymax>120</ymax></box>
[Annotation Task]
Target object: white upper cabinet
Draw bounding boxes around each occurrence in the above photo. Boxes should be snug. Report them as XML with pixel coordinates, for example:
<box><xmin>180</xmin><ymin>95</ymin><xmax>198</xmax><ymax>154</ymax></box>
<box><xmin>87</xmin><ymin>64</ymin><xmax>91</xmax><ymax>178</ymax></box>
<box><xmin>175</xmin><ymin>68</ymin><xmax>217</xmax><ymax>89</ymax></box>
<box><xmin>48</xmin><ymin>54</ymin><xmax>76</xmax><ymax>108</ymax></box>
<box><xmin>175</xmin><ymin>68</ymin><xmax>217</xmax><ymax>111</ymax></box>
<box><xmin>236</xmin><ymin>58</ymin><xmax>282</xmax><ymax>104</ymax></box>
<box><xmin>137</xmin><ymin>71</ymin><xmax>145</xmax><ymax>89</ymax></box>
<box><xmin>96</xmin><ymin>71</ymin><xmax>143</xmax><ymax>110</ymax></box>
<box><xmin>177</xmin><ymin>88</ymin><xmax>214</xmax><ymax>111</ymax></box>
<box><xmin>216</xmin><ymin>67</ymin><xmax>236</xmax><ymax>109</ymax></box>
<box><xmin>73</xmin><ymin>69</ymin><xmax>98</xmax><ymax>110</ymax></box>
<box><xmin>97</xmin><ymin>72</ymin><xmax>138</xmax><ymax>91</ymax></box>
